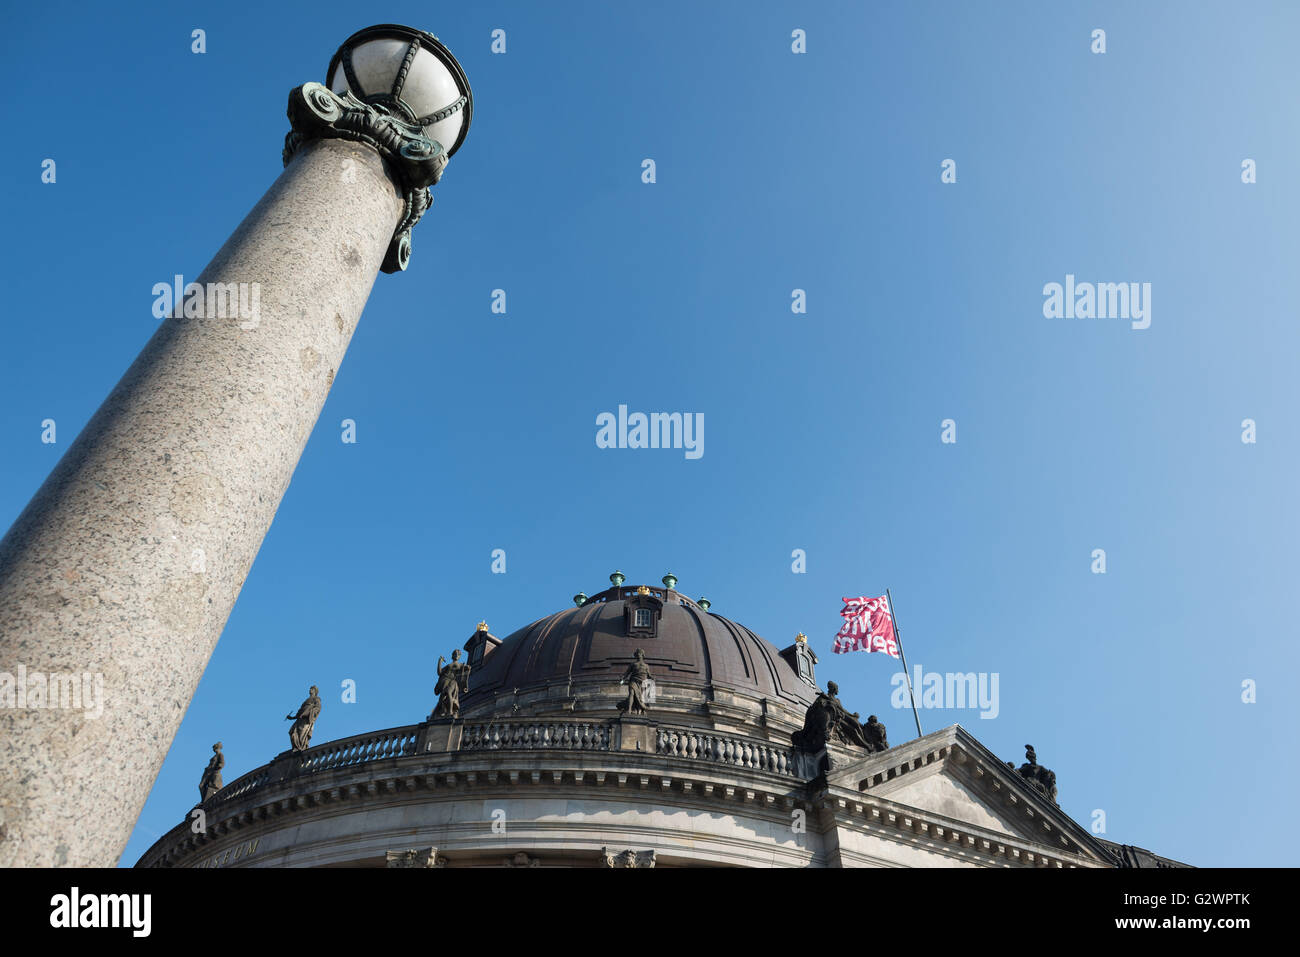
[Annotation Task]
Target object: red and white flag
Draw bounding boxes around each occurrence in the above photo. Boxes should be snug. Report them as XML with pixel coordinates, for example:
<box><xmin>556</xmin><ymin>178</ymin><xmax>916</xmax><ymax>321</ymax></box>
<box><xmin>833</xmin><ymin>595</ymin><xmax>899</xmax><ymax>657</ymax></box>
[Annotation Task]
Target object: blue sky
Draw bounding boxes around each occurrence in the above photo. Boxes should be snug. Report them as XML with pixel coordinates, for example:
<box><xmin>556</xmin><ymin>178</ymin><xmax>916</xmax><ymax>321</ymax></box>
<box><xmin>2</xmin><ymin>1</ymin><xmax>1296</xmax><ymax>867</ymax></box>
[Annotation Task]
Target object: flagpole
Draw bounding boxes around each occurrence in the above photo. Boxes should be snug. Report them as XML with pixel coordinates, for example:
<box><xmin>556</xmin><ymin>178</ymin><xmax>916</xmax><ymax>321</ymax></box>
<box><xmin>887</xmin><ymin>588</ymin><xmax>923</xmax><ymax>738</ymax></box>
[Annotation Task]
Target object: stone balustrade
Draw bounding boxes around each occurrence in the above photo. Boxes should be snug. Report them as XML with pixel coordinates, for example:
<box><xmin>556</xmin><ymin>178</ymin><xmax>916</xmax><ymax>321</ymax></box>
<box><xmin>210</xmin><ymin>766</ymin><xmax>272</xmax><ymax>805</ymax></box>
<box><xmin>296</xmin><ymin>727</ymin><xmax>420</xmax><ymax>773</ymax></box>
<box><xmin>201</xmin><ymin>719</ymin><xmax>794</xmax><ymax>809</ymax></box>
<box><xmin>460</xmin><ymin>721</ymin><xmax>612</xmax><ymax>752</ymax></box>
<box><xmin>655</xmin><ymin>727</ymin><xmax>796</xmax><ymax>776</ymax></box>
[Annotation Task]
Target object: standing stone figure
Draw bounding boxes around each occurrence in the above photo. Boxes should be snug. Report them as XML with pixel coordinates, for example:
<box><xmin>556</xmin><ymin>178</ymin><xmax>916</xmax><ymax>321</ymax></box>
<box><xmin>285</xmin><ymin>686</ymin><xmax>322</xmax><ymax>752</ymax></box>
<box><xmin>432</xmin><ymin>649</ymin><xmax>471</xmax><ymax>719</ymax></box>
<box><xmin>198</xmin><ymin>742</ymin><xmax>225</xmax><ymax>802</ymax></box>
<box><xmin>618</xmin><ymin>648</ymin><xmax>652</xmax><ymax>715</ymax></box>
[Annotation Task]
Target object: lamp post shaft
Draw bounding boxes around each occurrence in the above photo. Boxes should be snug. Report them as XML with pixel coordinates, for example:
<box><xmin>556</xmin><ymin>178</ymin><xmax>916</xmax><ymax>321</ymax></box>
<box><xmin>0</xmin><ymin>138</ymin><xmax>403</xmax><ymax>866</ymax></box>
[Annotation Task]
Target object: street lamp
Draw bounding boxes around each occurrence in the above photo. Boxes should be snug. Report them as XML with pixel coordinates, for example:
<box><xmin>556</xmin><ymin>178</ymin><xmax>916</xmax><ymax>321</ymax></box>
<box><xmin>326</xmin><ymin>24</ymin><xmax>472</xmax><ymax>157</ymax></box>
<box><xmin>288</xmin><ymin>24</ymin><xmax>473</xmax><ymax>272</ymax></box>
<box><xmin>0</xmin><ymin>24</ymin><xmax>472</xmax><ymax>867</ymax></box>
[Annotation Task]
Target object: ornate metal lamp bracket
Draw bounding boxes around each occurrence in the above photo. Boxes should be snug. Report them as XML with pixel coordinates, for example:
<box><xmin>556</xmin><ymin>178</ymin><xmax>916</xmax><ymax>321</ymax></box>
<box><xmin>283</xmin><ymin>81</ymin><xmax>453</xmax><ymax>273</ymax></box>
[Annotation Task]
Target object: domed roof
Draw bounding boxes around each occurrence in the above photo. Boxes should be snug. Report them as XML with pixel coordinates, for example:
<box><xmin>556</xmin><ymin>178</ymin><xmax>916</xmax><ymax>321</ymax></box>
<box><xmin>461</xmin><ymin>581</ymin><xmax>819</xmax><ymax>714</ymax></box>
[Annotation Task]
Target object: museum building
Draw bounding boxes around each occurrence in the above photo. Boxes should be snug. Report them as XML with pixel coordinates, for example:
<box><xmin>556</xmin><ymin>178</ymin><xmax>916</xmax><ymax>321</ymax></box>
<box><xmin>136</xmin><ymin>574</ymin><xmax>1187</xmax><ymax>868</ymax></box>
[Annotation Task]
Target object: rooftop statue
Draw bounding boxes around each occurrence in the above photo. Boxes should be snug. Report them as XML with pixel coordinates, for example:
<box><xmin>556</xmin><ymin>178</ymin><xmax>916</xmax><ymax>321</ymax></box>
<box><xmin>864</xmin><ymin>714</ymin><xmax>889</xmax><ymax>753</ymax></box>
<box><xmin>618</xmin><ymin>648</ymin><xmax>652</xmax><ymax>715</ymax></box>
<box><xmin>791</xmin><ymin>682</ymin><xmax>894</xmax><ymax>773</ymax></box>
<box><xmin>198</xmin><ymin>742</ymin><xmax>224</xmax><ymax>803</ymax></box>
<box><xmin>432</xmin><ymin>649</ymin><xmax>471</xmax><ymax>719</ymax></box>
<box><xmin>1016</xmin><ymin>744</ymin><xmax>1058</xmax><ymax>804</ymax></box>
<box><xmin>792</xmin><ymin>680</ymin><xmax>877</xmax><ymax>752</ymax></box>
<box><xmin>286</xmin><ymin>686</ymin><xmax>322</xmax><ymax>752</ymax></box>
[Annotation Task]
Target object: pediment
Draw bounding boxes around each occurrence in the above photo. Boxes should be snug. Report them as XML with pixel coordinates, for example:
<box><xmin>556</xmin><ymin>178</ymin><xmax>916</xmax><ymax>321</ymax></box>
<box><xmin>825</xmin><ymin>725</ymin><xmax>1110</xmax><ymax>863</ymax></box>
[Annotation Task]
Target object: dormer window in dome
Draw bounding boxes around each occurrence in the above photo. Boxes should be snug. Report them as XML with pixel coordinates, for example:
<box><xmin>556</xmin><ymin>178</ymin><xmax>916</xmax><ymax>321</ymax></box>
<box><xmin>623</xmin><ymin>588</ymin><xmax>663</xmax><ymax>639</ymax></box>
<box><xmin>780</xmin><ymin>633</ymin><xmax>818</xmax><ymax>688</ymax></box>
<box><xmin>463</xmin><ymin>621</ymin><xmax>501</xmax><ymax>669</ymax></box>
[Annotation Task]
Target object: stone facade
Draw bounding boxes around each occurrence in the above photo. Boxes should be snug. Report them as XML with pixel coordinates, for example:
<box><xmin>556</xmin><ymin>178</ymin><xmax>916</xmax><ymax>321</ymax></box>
<box><xmin>138</xmin><ymin>720</ymin><xmax>1126</xmax><ymax>868</ymax></box>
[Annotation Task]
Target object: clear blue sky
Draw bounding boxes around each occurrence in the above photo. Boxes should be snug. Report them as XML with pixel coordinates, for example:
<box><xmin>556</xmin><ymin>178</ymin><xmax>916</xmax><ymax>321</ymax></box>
<box><xmin>2</xmin><ymin>1</ymin><xmax>1296</xmax><ymax>867</ymax></box>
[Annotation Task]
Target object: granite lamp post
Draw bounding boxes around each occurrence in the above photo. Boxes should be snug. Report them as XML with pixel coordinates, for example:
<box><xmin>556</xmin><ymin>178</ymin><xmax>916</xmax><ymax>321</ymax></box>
<box><xmin>0</xmin><ymin>24</ymin><xmax>472</xmax><ymax>867</ymax></box>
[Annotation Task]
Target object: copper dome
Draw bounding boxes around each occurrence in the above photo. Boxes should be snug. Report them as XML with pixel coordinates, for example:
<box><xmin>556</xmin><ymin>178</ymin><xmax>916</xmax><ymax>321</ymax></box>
<box><xmin>460</xmin><ymin>584</ymin><xmax>818</xmax><ymax>721</ymax></box>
